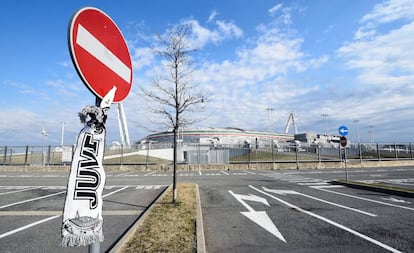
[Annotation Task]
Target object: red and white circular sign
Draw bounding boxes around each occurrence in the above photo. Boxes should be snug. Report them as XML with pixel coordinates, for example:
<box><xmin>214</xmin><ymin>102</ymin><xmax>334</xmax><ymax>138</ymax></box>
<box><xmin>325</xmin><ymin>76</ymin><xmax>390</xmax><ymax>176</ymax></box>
<box><xmin>68</xmin><ymin>7</ymin><xmax>132</xmax><ymax>103</ymax></box>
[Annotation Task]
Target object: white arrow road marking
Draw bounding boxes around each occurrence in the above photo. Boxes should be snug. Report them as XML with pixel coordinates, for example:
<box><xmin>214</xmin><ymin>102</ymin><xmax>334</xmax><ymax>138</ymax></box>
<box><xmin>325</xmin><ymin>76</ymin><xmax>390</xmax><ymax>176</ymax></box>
<box><xmin>76</xmin><ymin>24</ymin><xmax>131</xmax><ymax>83</ymax></box>
<box><xmin>228</xmin><ymin>190</ymin><xmax>286</xmax><ymax>243</ymax></box>
<box><xmin>250</xmin><ymin>185</ymin><xmax>403</xmax><ymax>253</ymax></box>
<box><xmin>262</xmin><ymin>187</ymin><xmax>377</xmax><ymax>217</ymax></box>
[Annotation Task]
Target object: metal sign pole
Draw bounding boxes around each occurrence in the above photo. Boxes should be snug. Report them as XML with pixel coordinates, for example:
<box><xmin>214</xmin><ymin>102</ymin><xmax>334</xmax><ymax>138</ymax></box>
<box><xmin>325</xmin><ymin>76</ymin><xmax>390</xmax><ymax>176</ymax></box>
<box><xmin>344</xmin><ymin>147</ymin><xmax>348</xmax><ymax>182</ymax></box>
<box><xmin>87</xmin><ymin>96</ymin><xmax>102</xmax><ymax>253</ymax></box>
<box><xmin>88</xmin><ymin>241</ymin><xmax>100</xmax><ymax>253</ymax></box>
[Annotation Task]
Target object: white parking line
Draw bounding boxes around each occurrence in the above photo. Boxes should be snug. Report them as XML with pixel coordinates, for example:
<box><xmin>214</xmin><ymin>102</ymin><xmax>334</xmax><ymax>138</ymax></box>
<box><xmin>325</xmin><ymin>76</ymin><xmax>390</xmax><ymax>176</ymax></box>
<box><xmin>0</xmin><ymin>186</ymin><xmax>136</xmax><ymax>240</ymax></box>
<box><xmin>144</xmin><ymin>171</ymin><xmax>156</xmax><ymax>176</ymax></box>
<box><xmin>0</xmin><ymin>215</ymin><xmax>60</xmax><ymax>239</ymax></box>
<box><xmin>220</xmin><ymin>171</ymin><xmax>230</xmax><ymax>175</ymax></box>
<box><xmin>103</xmin><ymin>186</ymin><xmax>129</xmax><ymax>198</ymax></box>
<box><xmin>0</xmin><ymin>191</ymin><xmax>66</xmax><ymax>209</ymax></box>
<box><xmin>250</xmin><ymin>185</ymin><xmax>403</xmax><ymax>253</ymax></box>
<box><xmin>0</xmin><ymin>187</ymin><xmax>35</xmax><ymax>196</ymax></box>
<box><xmin>313</xmin><ymin>187</ymin><xmax>414</xmax><ymax>211</ymax></box>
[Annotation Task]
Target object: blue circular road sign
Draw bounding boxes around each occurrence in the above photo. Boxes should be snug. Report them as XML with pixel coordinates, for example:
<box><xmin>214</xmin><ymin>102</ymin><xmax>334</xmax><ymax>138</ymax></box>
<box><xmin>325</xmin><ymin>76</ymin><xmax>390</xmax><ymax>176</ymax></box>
<box><xmin>338</xmin><ymin>125</ymin><xmax>349</xmax><ymax>136</ymax></box>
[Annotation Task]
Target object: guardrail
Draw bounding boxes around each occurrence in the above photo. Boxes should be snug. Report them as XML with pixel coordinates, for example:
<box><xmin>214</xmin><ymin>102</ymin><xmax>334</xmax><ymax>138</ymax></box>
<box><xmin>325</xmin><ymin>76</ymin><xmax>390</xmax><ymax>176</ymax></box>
<box><xmin>1</xmin><ymin>142</ymin><xmax>413</xmax><ymax>167</ymax></box>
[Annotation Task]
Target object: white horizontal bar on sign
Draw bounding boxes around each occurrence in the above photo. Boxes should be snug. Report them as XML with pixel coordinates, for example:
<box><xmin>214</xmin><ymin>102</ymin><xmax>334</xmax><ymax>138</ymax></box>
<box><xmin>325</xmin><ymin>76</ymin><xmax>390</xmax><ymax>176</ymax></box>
<box><xmin>76</xmin><ymin>24</ymin><xmax>131</xmax><ymax>83</ymax></box>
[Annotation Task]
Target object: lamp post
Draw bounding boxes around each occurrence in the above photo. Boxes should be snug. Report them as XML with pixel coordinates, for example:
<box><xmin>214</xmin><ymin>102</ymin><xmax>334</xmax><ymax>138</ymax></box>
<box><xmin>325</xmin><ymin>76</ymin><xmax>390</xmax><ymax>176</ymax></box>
<box><xmin>266</xmin><ymin>108</ymin><xmax>274</xmax><ymax>133</ymax></box>
<box><xmin>61</xmin><ymin>122</ymin><xmax>65</xmax><ymax>147</ymax></box>
<box><xmin>353</xmin><ymin>120</ymin><xmax>360</xmax><ymax>143</ymax></box>
<box><xmin>354</xmin><ymin>120</ymin><xmax>362</xmax><ymax>162</ymax></box>
<box><xmin>41</xmin><ymin>128</ymin><xmax>48</xmax><ymax>165</ymax></box>
<box><xmin>321</xmin><ymin>113</ymin><xmax>328</xmax><ymax>140</ymax></box>
<box><xmin>369</xmin><ymin>125</ymin><xmax>375</xmax><ymax>143</ymax></box>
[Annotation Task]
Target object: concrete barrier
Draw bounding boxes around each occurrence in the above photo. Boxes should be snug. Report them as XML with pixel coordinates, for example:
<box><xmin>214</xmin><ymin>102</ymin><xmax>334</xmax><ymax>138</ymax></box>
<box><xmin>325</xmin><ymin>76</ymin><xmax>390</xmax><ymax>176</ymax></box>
<box><xmin>1</xmin><ymin>159</ymin><xmax>414</xmax><ymax>172</ymax></box>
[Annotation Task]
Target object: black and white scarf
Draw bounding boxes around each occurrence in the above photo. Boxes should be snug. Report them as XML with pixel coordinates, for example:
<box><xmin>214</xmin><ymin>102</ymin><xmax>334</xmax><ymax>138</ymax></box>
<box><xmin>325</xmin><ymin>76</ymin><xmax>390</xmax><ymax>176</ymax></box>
<box><xmin>61</xmin><ymin>105</ymin><xmax>107</xmax><ymax>247</ymax></box>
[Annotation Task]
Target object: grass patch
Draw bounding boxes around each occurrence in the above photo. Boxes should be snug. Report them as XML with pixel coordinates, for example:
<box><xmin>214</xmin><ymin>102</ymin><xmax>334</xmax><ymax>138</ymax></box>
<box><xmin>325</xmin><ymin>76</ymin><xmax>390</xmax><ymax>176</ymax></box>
<box><xmin>121</xmin><ymin>183</ymin><xmax>197</xmax><ymax>253</ymax></box>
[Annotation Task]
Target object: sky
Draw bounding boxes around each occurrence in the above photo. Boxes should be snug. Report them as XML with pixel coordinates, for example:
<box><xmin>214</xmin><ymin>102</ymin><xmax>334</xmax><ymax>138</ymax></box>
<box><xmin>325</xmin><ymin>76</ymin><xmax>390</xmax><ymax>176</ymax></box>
<box><xmin>1</xmin><ymin>0</ymin><xmax>414</xmax><ymax>146</ymax></box>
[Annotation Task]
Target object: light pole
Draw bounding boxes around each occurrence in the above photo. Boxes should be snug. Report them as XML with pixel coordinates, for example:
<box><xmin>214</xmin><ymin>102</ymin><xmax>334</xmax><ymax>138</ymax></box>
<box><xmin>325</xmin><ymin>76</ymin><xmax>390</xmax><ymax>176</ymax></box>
<box><xmin>61</xmin><ymin>122</ymin><xmax>65</xmax><ymax>147</ymax></box>
<box><xmin>353</xmin><ymin>120</ymin><xmax>360</xmax><ymax>143</ymax></box>
<box><xmin>354</xmin><ymin>120</ymin><xmax>362</xmax><ymax>162</ymax></box>
<box><xmin>321</xmin><ymin>113</ymin><xmax>328</xmax><ymax>138</ymax></box>
<box><xmin>266</xmin><ymin>108</ymin><xmax>274</xmax><ymax>133</ymax></box>
<box><xmin>369</xmin><ymin>125</ymin><xmax>375</xmax><ymax>143</ymax></box>
<box><xmin>41</xmin><ymin>128</ymin><xmax>48</xmax><ymax>165</ymax></box>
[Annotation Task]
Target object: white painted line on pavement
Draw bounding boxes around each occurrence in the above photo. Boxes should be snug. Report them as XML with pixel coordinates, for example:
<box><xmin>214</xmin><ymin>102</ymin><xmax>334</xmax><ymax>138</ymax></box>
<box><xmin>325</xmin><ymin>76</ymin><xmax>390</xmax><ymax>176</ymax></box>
<box><xmin>245</xmin><ymin>171</ymin><xmax>256</xmax><ymax>175</ymax></box>
<box><xmin>250</xmin><ymin>185</ymin><xmax>403</xmax><ymax>253</ymax></box>
<box><xmin>310</xmin><ymin>185</ymin><xmax>344</xmax><ymax>189</ymax></box>
<box><xmin>0</xmin><ymin>215</ymin><xmax>60</xmax><ymax>239</ymax></box>
<box><xmin>199</xmin><ymin>170</ymin><xmax>202</xmax><ymax>176</ymax></box>
<box><xmin>103</xmin><ymin>186</ymin><xmax>129</xmax><ymax>198</ymax></box>
<box><xmin>298</xmin><ymin>182</ymin><xmax>329</xmax><ymax>186</ymax></box>
<box><xmin>263</xmin><ymin>187</ymin><xmax>376</xmax><ymax>217</ymax></box>
<box><xmin>220</xmin><ymin>170</ymin><xmax>230</xmax><ymax>175</ymax></box>
<box><xmin>0</xmin><ymin>191</ymin><xmax>66</xmax><ymax>209</ymax></box>
<box><xmin>0</xmin><ymin>187</ymin><xmax>35</xmax><ymax>196</ymax></box>
<box><xmin>314</xmin><ymin>187</ymin><xmax>414</xmax><ymax>211</ymax></box>
<box><xmin>144</xmin><ymin>171</ymin><xmax>156</xmax><ymax>176</ymax></box>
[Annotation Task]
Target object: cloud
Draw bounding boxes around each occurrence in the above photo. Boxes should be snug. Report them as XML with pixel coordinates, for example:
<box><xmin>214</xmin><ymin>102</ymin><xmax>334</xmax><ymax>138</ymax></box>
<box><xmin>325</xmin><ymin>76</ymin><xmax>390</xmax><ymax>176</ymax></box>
<box><xmin>132</xmin><ymin>47</ymin><xmax>154</xmax><ymax>70</ymax></box>
<box><xmin>360</xmin><ymin>0</ymin><xmax>414</xmax><ymax>25</ymax></box>
<box><xmin>182</xmin><ymin>18</ymin><xmax>243</xmax><ymax>49</ymax></box>
<box><xmin>338</xmin><ymin>2</ymin><xmax>414</xmax><ymax>87</ymax></box>
<box><xmin>216</xmin><ymin>20</ymin><xmax>243</xmax><ymax>38</ymax></box>
<box><xmin>207</xmin><ymin>10</ymin><xmax>218</xmax><ymax>23</ymax></box>
<box><xmin>268</xmin><ymin>4</ymin><xmax>283</xmax><ymax>17</ymax></box>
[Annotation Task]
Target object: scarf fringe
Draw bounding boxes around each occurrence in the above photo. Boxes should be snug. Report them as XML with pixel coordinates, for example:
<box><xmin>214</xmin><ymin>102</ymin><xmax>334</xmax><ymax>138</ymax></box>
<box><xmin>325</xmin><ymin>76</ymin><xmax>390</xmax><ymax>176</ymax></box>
<box><xmin>61</xmin><ymin>230</ymin><xmax>104</xmax><ymax>247</ymax></box>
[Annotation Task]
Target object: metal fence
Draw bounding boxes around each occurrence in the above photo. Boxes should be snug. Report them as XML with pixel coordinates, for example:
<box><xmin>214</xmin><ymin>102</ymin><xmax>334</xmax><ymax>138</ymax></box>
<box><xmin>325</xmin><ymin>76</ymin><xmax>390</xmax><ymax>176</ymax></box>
<box><xmin>1</xmin><ymin>142</ymin><xmax>413</xmax><ymax>167</ymax></box>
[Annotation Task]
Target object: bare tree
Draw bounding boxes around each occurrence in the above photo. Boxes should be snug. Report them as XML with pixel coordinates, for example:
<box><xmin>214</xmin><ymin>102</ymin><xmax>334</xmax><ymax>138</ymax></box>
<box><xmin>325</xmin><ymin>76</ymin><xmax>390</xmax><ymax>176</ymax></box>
<box><xmin>142</xmin><ymin>24</ymin><xmax>207</xmax><ymax>203</ymax></box>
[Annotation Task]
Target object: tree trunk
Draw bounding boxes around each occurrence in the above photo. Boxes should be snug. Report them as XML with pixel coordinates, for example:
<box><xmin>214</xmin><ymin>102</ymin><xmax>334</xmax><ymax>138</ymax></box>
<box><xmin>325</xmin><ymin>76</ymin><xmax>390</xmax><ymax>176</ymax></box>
<box><xmin>172</xmin><ymin>127</ymin><xmax>177</xmax><ymax>203</ymax></box>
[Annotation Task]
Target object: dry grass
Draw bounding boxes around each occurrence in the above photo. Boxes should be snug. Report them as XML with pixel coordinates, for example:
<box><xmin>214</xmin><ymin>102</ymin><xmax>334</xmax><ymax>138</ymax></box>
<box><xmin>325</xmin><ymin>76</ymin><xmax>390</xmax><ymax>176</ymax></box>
<box><xmin>121</xmin><ymin>183</ymin><xmax>197</xmax><ymax>253</ymax></box>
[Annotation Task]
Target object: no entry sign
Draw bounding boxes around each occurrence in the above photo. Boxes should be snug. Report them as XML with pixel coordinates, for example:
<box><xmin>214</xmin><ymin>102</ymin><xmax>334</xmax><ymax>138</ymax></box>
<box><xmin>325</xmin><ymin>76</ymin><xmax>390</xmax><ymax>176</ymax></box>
<box><xmin>340</xmin><ymin>136</ymin><xmax>347</xmax><ymax>147</ymax></box>
<box><xmin>68</xmin><ymin>7</ymin><xmax>132</xmax><ymax>103</ymax></box>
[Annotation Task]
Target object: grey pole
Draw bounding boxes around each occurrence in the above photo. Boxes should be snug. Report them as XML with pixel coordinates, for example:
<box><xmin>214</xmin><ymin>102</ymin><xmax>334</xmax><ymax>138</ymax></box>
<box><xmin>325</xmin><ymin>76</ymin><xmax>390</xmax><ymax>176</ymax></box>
<box><xmin>88</xmin><ymin>242</ymin><xmax>100</xmax><ymax>253</ymax></box>
<box><xmin>344</xmin><ymin>147</ymin><xmax>348</xmax><ymax>182</ymax></box>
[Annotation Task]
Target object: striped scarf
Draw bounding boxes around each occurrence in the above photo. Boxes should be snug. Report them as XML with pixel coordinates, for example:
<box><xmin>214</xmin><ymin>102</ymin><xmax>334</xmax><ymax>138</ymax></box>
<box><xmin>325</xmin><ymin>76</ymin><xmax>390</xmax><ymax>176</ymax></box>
<box><xmin>61</xmin><ymin>106</ymin><xmax>107</xmax><ymax>247</ymax></box>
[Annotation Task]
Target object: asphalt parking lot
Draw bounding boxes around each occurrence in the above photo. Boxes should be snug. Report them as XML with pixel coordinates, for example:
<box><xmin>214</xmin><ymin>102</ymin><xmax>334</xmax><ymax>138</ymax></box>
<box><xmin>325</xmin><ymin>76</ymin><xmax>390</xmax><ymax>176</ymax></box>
<box><xmin>1</xmin><ymin>167</ymin><xmax>414</xmax><ymax>252</ymax></box>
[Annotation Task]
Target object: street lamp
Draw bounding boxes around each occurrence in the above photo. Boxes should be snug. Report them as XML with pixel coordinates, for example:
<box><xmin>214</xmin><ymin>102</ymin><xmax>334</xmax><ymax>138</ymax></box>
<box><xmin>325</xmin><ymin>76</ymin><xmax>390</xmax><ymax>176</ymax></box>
<box><xmin>321</xmin><ymin>113</ymin><xmax>328</xmax><ymax>137</ymax></box>
<box><xmin>369</xmin><ymin>125</ymin><xmax>375</xmax><ymax>143</ymax></box>
<box><xmin>353</xmin><ymin>120</ymin><xmax>360</xmax><ymax>143</ymax></box>
<box><xmin>41</xmin><ymin>128</ymin><xmax>48</xmax><ymax>165</ymax></box>
<box><xmin>266</xmin><ymin>108</ymin><xmax>274</xmax><ymax>133</ymax></box>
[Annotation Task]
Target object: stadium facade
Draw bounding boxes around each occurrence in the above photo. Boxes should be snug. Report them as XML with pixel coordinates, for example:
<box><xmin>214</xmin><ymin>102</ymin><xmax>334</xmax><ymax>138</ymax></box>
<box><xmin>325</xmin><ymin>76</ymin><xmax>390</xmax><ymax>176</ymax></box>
<box><xmin>138</xmin><ymin>127</ymin><xmax>295</xmax><ymax>147</ymax></box>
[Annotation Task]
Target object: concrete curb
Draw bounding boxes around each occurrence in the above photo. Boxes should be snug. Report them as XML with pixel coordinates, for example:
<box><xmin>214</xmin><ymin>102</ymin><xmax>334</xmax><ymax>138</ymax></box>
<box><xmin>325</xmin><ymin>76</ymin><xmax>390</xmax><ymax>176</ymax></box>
<box><xmin>331</xmin><ymin>179</ymin><xmax>414</xmax><ymax>198</ymax></box>
<box><xmin>108</xmin><ymin>185</ymin><xmax>170</xmax><ymax>253</ymax></box>
<box><xmin>195</xmin><ymin>183</ymin><xmax>206</xmax><ymax>253</ymax></box>
<box><xmin>108</xmin><ymin>183</ymin><xmax>206</xmax><ymax>252</ymax></box>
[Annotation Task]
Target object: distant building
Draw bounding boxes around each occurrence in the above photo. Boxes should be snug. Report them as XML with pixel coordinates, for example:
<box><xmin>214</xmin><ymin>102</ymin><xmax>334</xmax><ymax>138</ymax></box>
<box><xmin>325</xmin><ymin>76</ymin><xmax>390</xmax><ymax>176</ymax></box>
<box><xmin>137</xmin><ymin>127</ymin><xmax>294</xmax><ymax>148</ymax></box>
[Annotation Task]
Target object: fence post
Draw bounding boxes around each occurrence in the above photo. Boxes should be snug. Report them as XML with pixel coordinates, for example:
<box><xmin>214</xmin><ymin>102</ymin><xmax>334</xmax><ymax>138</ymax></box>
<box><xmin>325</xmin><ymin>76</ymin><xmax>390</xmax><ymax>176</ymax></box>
<box><xmin>24</xmin><ymin>146</ymin><xmax>29</xmax><ymax>165</ymax></box>
<box><xmin>410</xmin><ymin>143</ymin><xmax>413</xmax><ymax>159</ymax></box>
<box><xmin>295</xmin><ymin>144</ymin><xmax>299</xmax><ymax>169</ymax></box>
<box><xmin>317</xmin><ymin>145</ymin><xmax>321</xmax><ymax>163</ymax></box>
<box><xmin>47</xmin><ymin>145</ymin><xmax>51</xmax><ymax>165</ymax></box>
<box><xmin>338</xmin><ymin>145</ymin><xmax>342</xmax><ymax>161</ymax></box>
<box><xmin>2</xmin><ymin>146</ymin><xmax>7</xmax><ymax>165</ymax></box>
<box><xmin>359</xmin><ymin>143</ymin><xmax>362</xmax><ymax>163</ymax></box>
<box><xmin>377</xmin><ymin>143</ymin><xmax>381</xmax><ymax>161</ymax></box>
<box><xmin>394</xmin><ymin>143</ymin><xmax>398</xmax><ymax>160</ymax></box>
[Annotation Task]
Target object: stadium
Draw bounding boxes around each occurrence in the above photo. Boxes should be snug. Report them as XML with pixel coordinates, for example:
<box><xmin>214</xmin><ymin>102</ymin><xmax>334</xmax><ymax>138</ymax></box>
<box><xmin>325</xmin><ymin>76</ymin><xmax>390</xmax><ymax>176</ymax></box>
<box><xmin>138</xmin><ymin>127</ymin><xmax>295</xmax><ymax>147</ymax></box>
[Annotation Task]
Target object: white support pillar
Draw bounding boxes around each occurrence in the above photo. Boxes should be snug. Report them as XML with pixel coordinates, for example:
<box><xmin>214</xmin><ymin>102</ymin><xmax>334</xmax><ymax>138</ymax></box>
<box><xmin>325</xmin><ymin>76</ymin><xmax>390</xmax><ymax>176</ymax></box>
<box><xmin>117</xmin><ymin>103</ymin><xmax>131</xmax><ymax>148</ymax></box>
